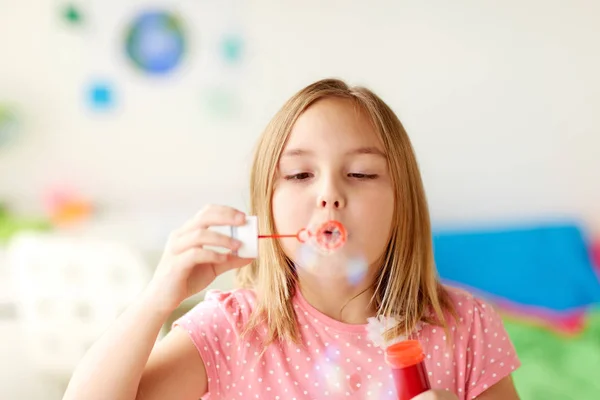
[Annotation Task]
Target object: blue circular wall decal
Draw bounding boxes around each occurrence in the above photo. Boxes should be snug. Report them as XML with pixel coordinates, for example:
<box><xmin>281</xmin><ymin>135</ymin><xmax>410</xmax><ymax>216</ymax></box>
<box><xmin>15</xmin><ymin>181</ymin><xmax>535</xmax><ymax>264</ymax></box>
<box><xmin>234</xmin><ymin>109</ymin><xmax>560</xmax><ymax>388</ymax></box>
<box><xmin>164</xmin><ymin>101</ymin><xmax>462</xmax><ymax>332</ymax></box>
<box><xmin>124</xmin><ymin>10</ymin><xmax>187</xmax><ymax>75</ymax></box>
<box><xmin>87</xmin><ymin>81</ymin><xmax>116</xmax><ymax>111</ymax></box>
<box><xmin>221</xmin><ymin>34</ymin><xmax>243</xmax><ymax>64</ymax></box>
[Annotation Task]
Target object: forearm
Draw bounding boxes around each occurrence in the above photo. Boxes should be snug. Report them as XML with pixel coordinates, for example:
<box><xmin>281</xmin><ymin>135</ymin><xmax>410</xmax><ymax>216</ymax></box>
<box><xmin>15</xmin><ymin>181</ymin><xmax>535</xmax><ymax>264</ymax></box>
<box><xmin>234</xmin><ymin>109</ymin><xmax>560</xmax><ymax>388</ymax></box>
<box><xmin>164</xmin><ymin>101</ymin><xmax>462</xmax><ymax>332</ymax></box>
<box><xmin>62</xmin><ymin>287</ymin><xmax>174</xmax><ymax>400</ymax></box>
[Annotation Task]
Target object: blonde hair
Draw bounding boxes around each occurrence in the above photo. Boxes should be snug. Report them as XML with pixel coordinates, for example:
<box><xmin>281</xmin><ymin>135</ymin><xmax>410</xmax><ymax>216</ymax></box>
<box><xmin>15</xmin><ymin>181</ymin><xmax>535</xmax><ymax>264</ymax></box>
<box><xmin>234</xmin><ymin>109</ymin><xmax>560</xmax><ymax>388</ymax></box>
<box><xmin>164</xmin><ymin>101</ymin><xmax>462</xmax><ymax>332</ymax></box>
<box><xmin>236</xmin><ymin>78</ymin><xmax>456</xmax><ymax>345</ymax></box>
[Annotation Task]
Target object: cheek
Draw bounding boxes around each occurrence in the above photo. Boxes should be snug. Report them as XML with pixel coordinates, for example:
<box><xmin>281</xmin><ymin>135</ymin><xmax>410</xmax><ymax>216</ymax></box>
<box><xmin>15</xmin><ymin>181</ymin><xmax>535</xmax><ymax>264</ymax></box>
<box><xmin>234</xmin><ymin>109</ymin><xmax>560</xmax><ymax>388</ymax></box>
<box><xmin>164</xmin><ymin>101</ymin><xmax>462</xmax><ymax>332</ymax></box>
<box><xmin>272</xmin><ymin>186</ymin><xmax>308</xmax><ymax>233</ymax></box>
<box><xmin>272</xmin><ymin>186</ymin><xmax>315</xmax><ymax>261</ymax></box>
<box><xmin>359</xmin><ymin>189</ymin><xmax>395</xmax><ymax>253</ymax></box>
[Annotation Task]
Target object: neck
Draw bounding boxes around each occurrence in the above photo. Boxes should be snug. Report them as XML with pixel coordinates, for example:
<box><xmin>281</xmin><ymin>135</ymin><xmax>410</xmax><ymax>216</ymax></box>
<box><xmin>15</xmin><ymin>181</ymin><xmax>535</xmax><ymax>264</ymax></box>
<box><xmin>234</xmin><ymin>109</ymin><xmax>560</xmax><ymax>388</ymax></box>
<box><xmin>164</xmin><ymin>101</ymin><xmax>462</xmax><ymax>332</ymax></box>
<box><xmin>297</xmin><ymin>271</ymin><xmax>377</xmax><ymax>324</ymax></box>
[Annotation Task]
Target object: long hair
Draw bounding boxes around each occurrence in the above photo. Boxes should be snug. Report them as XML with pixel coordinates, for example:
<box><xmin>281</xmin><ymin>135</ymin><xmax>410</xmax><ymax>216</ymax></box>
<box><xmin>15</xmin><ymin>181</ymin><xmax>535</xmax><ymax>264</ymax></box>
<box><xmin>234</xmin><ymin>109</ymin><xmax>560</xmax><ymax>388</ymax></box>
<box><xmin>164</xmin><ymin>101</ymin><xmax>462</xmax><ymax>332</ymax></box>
<box><xmin>236</xmin><ymin>78</ymin><xmax>455</xmax><ymax>345</ymax></box>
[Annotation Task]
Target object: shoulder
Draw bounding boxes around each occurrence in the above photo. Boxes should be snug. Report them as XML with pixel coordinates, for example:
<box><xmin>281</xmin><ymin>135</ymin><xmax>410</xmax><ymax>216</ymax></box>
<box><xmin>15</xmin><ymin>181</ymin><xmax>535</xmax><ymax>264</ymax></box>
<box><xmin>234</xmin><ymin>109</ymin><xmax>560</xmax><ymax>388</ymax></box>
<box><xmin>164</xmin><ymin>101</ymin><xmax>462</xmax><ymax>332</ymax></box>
<box><xmin>422</xmin><ymin>284</ymin><xmax>505</xmax><ymax>346</ymax></box>
<box><xmin>440</xmin><ymin>284</ymin><xmax>511</xmax><ymax>345</ymax></box>
<box><xmin>173</xmin><ymin>287</ymin><xmax>258</xmax><ymax>335</ymax></box>
<box><xmin>171</xmin><ymin>288</ymin><xmax>259</xmax><ymax>397</ymax></box>
<box><xmin>442</xmin><ymin>284</ymin><xmax>479</xmax><ymax>307</ymax></box>
<box><xmin>438</xmin><ymin>285</ymin><xmax>521</xmax><ymax>398</ymax></box>
<box><xmin>202</xmin><ymin>287</ymin><xmax>258</xmax><ymax>315</ymax></box>
<box><xmin>442</xmin><ymin>284</ymin><xmax>498</xmax><ymax>324</ymax></box>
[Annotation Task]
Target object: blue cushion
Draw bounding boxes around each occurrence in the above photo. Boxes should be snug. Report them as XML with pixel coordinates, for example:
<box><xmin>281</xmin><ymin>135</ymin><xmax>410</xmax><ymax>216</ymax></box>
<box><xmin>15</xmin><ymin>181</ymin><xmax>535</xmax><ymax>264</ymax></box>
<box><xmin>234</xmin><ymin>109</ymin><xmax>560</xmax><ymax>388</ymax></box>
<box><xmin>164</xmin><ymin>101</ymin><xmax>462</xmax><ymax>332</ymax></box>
<box><xmin>433</xmin><ymin>223</ymin><xmax>600</xmax><ymax>312</ymax></box>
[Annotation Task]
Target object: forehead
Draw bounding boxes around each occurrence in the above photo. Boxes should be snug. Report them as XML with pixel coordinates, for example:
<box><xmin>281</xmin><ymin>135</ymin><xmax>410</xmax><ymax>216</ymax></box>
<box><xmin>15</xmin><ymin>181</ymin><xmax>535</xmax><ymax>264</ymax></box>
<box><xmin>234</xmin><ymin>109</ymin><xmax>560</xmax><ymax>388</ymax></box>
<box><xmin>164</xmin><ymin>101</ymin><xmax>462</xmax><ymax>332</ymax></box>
<box><xmin>284</xmin><ymin>97</ymin><xmax>384</xmax><ymax>151</ymax></box>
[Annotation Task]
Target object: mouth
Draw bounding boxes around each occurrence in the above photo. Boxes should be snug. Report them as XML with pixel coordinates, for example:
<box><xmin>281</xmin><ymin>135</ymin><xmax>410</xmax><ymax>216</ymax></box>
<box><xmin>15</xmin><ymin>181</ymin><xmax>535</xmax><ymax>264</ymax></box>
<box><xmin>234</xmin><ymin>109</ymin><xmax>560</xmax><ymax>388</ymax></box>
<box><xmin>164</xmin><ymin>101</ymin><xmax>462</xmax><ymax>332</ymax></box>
<box><xmin>314</xmin><ymin>220</ymin><xmax>347</xmax><ymax>251</ymax></box>
<box><xmin>322</xmin><ymin>229</ymin><xmax>338</xmax><ymax>241</ymax></box>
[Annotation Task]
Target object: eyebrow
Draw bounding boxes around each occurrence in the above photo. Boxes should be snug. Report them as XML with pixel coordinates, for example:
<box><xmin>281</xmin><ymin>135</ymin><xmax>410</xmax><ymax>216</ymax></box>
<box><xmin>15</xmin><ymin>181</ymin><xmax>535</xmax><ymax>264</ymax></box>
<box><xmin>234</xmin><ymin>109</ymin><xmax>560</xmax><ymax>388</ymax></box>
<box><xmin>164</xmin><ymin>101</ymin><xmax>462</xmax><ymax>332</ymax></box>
<box><xmin>281</xmin><ymin>146</ymin><xmax>387</xmax><ymax>158</ymax></box>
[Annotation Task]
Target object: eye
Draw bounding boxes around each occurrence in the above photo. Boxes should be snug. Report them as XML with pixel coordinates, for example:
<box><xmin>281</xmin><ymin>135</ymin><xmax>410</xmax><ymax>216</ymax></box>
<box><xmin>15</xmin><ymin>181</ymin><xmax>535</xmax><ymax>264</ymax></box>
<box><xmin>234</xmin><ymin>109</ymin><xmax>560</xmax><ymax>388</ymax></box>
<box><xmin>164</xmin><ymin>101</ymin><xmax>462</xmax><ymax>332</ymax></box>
<box><xmin>284</xmin><ymin>172</ymin><xmax>313</xmax><ymax>181</ymax></box>
<box><xmin>348</xmin><ymin>173</ymin><xmax>378</xmax><ymax>180</ymax></box>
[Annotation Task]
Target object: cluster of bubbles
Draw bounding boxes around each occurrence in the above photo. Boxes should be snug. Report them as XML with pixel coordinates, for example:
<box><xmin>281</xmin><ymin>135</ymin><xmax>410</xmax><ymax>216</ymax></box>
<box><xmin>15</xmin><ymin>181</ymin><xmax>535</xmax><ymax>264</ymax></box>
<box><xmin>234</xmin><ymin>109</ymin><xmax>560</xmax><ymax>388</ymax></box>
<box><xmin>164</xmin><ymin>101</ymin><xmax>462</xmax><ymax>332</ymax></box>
<box><xmin>308</xmin><ymin>344</ymin><xmax>395</xmax><ymax>398</ymax></box>
<box><xmin>294</xmin><ymin>220</ymin><xmax>369</xmax><ymax>286</ymax></box>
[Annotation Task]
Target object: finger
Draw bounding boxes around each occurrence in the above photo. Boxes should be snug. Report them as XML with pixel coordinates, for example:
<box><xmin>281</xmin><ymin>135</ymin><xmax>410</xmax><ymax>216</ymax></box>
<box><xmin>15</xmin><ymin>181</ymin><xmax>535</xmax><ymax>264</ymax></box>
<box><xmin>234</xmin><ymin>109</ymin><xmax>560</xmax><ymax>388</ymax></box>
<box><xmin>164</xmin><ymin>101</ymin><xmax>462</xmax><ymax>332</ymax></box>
<box><xmin>213</xmin><ymin>255</ymin><xmax>254</xmax><ymax>276</ymax></box>
<box><xmin>176</xmin><ymin>205</ymin><xmax>246</xmax><ymax>236</ymax></box>
<box><xmin>409</xmin><ymin>392</ymin><xmax>433</xmax><ymax>400</ymax></box>
<box><xmin>171</xmin><ymin>229</ymin><xmax>241</xmax><ymax>255</ymax></box>
<box><xmin>177</xmin><ymin>248</ymin><xmax>229</xmax><ymax>270</ymax></box>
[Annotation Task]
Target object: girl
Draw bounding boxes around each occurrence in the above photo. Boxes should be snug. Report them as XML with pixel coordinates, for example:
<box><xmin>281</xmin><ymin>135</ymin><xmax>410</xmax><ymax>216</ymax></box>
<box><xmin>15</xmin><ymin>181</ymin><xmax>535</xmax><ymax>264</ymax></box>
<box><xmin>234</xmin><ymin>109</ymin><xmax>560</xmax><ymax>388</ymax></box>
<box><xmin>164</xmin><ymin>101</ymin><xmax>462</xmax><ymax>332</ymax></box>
<box><xmin>63</xmin><ymin>79</ymin><xmax>521</xmax><ymax>400</ymax></box>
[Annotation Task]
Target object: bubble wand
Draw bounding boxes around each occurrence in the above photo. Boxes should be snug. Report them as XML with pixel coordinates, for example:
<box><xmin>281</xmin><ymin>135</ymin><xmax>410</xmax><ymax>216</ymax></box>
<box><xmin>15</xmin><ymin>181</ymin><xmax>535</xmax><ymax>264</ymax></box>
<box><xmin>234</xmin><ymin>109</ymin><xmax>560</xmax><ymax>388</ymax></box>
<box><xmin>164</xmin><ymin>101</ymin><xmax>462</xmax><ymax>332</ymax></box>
<box><xmin>259</xmin><ymin>220</ymin><xmax>347</xmax><ymax>251</ymax></box>
<box><xmin>210</xmin><ymin>217</ymin><xmax>347</xmax><ymax>258</ymax></box>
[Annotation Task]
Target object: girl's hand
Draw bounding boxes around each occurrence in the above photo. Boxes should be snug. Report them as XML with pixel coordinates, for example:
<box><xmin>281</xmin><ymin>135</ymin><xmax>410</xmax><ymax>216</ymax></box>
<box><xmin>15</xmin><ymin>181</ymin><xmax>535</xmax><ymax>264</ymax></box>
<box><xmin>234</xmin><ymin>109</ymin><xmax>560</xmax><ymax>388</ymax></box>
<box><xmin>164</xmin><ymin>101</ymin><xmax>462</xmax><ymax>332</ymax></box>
<box><xmin>412</xmin><ymin>390</ymin><xmax>459</xmax><ymax>400</ymax></box>
<box><xmin>148</xmin><ymin>205</ymin><xmax>254</xmax><ymax>310</ymax></box>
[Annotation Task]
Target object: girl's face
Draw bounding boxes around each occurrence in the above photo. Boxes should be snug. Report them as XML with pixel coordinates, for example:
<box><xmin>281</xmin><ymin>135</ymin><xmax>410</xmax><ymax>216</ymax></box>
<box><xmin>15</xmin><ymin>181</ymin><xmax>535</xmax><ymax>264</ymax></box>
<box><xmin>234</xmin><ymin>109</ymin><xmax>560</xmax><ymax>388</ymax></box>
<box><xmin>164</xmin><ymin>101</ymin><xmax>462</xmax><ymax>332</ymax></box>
<box><xmin>272</xmin><ymin>97</ymin><xmax>395</xmax><ymax>281</ymax></box>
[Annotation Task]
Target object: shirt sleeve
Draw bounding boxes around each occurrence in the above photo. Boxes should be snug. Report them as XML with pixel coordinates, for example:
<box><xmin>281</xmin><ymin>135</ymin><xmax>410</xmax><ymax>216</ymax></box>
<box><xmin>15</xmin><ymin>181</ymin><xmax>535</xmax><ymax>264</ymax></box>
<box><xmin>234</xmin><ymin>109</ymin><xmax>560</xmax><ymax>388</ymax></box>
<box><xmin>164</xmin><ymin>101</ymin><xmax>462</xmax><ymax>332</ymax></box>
<box><xmin>172</xmin><ymin>289</ymin><xmax>252</xmax><ymax>398</ymax></box>
<box><xmin>464</xmin><ymin>297</ymin><xmax>521</xmax><ymax>399</ymax></box>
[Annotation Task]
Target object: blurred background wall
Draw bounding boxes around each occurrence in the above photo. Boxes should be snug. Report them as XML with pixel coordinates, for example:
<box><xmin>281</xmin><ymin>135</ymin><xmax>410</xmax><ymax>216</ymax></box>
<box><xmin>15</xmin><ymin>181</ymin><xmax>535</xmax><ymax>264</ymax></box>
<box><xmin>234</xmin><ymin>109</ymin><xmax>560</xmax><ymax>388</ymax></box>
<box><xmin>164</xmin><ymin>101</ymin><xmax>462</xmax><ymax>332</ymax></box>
<box><xmin>1</xmin><ymin>0</ymin><xmax>599</xmax><ymax>399</ymax></box>
<box><xmin>2</xmin><ymin>0</ymin><xmax>599</xmax><ymax>229</ymax></box>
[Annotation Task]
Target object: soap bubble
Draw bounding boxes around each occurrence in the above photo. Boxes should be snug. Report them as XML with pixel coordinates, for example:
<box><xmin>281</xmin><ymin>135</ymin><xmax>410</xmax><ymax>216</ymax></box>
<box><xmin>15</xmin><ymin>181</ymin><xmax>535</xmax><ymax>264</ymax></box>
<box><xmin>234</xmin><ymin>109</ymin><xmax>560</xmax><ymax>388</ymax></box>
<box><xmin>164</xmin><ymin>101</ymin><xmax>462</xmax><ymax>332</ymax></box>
<box><xmin>295</xmin><ymin>243</ymin><xmax>347</xmax><ymax>280</ymax></box>
<box><xmin>345</xmin><ymin>256</ymin><xmax>368</xmax><ymax>286</ymax></box>
<box><xmin>295</xmin><ymin>239</ymin><xmax>368</xmax><ymax>285</ymax></box>
<box><xmin>311</xmin><ymin>345</ymin><xmax>345</xmax><ymax>394</ymax></box>
<box><xmin>296</xmin><ymin>241</ymin><xmax>320</xmax><ymax>273</ymax></box>
<box><xmin>365</xmin><ymin>380</ymin><xmax>385</xmax><ymax>399</ymax></box>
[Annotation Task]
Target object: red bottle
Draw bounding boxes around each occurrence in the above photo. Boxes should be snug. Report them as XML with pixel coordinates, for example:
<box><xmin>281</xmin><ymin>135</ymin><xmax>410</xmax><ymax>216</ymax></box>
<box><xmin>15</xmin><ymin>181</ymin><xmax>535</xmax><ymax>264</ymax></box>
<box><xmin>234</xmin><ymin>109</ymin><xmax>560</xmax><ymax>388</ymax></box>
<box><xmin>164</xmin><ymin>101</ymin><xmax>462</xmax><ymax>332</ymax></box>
<box><xmin>385</xmin><ymin>340</ymin><xmax>431</xmax><ymax>400</ymax></box>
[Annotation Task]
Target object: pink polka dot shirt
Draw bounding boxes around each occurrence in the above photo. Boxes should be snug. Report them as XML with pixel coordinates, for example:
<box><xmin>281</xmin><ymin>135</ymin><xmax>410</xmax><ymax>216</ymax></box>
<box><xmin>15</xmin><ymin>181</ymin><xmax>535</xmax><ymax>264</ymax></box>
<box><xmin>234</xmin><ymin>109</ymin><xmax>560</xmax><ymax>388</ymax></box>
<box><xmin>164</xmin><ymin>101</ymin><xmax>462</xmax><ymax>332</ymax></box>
<box><xmin>173</xmin><ymin>285</ymin><xmax>520</xmax><ymax>399</ymax></box>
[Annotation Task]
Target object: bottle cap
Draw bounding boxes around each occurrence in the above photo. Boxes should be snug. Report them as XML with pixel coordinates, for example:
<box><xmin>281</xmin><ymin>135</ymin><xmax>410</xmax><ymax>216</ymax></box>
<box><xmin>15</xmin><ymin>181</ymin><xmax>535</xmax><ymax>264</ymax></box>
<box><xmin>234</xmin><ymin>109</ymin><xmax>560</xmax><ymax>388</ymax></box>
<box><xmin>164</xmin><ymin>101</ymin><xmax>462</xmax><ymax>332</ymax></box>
<box><xmin>384</xmin><ymin>340</ymin><xmax>425</xmax><ymax>369</ymax></box>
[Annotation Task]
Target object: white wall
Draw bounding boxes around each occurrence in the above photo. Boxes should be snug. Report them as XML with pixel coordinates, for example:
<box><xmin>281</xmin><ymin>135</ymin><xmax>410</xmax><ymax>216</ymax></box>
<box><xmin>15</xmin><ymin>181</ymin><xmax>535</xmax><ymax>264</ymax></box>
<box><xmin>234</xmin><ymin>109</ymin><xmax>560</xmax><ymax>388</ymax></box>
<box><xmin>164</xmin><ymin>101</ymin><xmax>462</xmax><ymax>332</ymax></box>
<box><xmin>1</xmin><ymin>0</ymin><xmax>599</xmax><ymax>234</ymax></box>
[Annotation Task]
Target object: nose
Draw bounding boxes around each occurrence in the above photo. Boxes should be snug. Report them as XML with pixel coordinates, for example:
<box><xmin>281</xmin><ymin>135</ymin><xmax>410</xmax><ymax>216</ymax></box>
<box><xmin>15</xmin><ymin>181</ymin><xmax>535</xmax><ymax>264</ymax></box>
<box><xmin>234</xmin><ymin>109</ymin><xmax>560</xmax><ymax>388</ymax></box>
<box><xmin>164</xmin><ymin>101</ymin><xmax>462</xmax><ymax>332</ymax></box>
<box><xmin>319</xmin><ymin>197</ymin><xmax>341</xmax><ymax>209</ymax></box>
<box><xmin>317</xmin><ymin>181</ymin><xmax>346</xmax><ymax>210</ymax></box>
